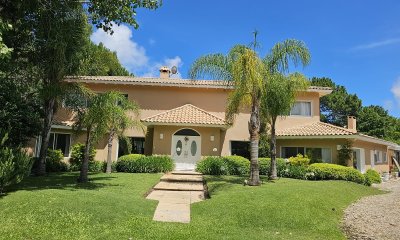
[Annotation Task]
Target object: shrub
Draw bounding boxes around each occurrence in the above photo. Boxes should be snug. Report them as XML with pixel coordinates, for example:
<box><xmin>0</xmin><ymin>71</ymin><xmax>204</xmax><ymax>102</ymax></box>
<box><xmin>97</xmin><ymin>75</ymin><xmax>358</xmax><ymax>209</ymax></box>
<box><xmin>116</xmin><ymin>154</ymin><xmax>173</xmax><ymax>173</ymax></box>
<box><xmin>223</xmin><ymin>156</ymin><xmax>250</xmax><ymax>175</ymax></box>
<box><xmin>102</xmin><ymin>161</ymin><xmax>117</xmax><ymax>173</ymax></box>
<box><xmin>288</xmin><ymin>154</ymin><xmax>310</xmax><ymax>166</ymax></box>
<box><xmin>69</xmin><ymin>143</ymin><xmax>96</xmax><ymax>171</ymax></box>
<box><xmin>0</xmin><ymin>134</ymin><xmax>33</xmax><ymax>194</ymax></box>
<box><xmin>338</xmin><ymin>141</ymin><xmax>353</xmax><ymax>166</ymax></box>
<box><xmin>364</xmin><ymin>169</ymin><xmax>381</xmax><ymax>186</ymax></box>
<box><xmin>46</xmin><ymin>149</ymin><xmax>69</xmax><ymax>172</ymax></box>
<box><xmin>258</xmin><ymin>157</ymin><xmax>287</xmax><ymax>176</ymax></box>
<box><xmin>87</xmin><ymin>161</ymin><xmax>104</xmax><ymax>172</ymax></box>
<box><xmin>308</xmin><ymin>163</ymin><xmax>365</xmax><ymax>184</ymax></box>
<box><xmin>196</xmin><ymin>156</ymin><xmax>227</xmax><ymax>175</ymax></box>
<box><xmin>284</xmin><ymin>165</ymin><xmax>309</xmax><ymax>179</ymax></box>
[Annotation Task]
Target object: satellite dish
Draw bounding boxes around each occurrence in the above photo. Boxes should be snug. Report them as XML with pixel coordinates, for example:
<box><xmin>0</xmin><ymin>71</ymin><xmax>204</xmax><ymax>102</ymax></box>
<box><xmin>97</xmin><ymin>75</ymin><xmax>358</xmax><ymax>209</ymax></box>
<box><xmin>171</xmin><ymin>66</ymin><xmax>178</xmax><ymax>74</ymax></box>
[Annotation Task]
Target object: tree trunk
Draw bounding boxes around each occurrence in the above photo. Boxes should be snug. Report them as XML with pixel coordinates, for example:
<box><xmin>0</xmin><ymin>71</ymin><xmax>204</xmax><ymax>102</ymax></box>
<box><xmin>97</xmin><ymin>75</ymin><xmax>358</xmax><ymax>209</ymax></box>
<box><xmin>106</xmin><ymin>130</ymin><xmax>115</xmax><ymax>174</ymax></box>
<box><xmin>248</xmin><ymin>96</ymin><xmax>261</xmax><ymax>186</ymax></box>
<box><xmin>78</xmin><ymin>129</ymin><xmax>91</xmax><ymax>183</ymax></box>
<box><xmin>269</xmin><ymin>118</ymin><xmax>278</xmax><ymax>180</ymax></box>
<box><xmin>37</xmin><ymin>98</ymin><xmax>56</xmax><ymax>176</ymax></box>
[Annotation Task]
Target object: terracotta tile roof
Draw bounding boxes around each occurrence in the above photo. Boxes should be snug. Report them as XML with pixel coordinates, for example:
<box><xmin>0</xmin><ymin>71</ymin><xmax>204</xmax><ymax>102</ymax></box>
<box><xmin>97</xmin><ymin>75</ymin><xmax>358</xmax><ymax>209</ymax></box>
<box><xmin>277</xmin><ymin>122</ymin><xmax>356</xmax><ymax>137</ymax></box>
<box><xmin>141</xmin><ymin>104</ymin><xmax>227</xmax><ymax>126</ymax></box>
<box><xmin>64</xmin><ymin>76</ymin><xmax>331</xmax><ymax>92</ymax></box>
<box><xmin>65</xmin><ymin>76</ymin><xmax>232</xmax><ymax>89</ymax></box>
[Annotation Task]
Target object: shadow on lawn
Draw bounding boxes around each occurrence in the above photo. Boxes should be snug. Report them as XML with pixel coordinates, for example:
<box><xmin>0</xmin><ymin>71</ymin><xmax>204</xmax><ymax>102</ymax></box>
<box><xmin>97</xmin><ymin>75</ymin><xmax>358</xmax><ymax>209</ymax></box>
<box><xmin>205</xmin><ymin>176</ymin><xmax>247</xmax><ymax>196</ymax></box>
<box><xmin>3</xmin><ymin>172</ymin><xmax>118</xmax><ymax>196</ymax></box>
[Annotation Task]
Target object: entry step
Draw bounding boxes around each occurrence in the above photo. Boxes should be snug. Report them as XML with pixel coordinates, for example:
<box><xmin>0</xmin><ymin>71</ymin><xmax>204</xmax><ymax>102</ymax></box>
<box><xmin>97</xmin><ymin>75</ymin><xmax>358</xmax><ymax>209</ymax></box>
<box><xmin>171</xmin><ymin>171</ymin><xmax>202</xmax><ymax>176</ymax></box>
<box><xmin>153</xmin><ymin>181</ymin><xmax>204</xmax><ymax>191</ymax></box>
<box><xmin>161</xmin><ymin>174</ymin><xmax>203</xmax><ymax>182</ymax></box>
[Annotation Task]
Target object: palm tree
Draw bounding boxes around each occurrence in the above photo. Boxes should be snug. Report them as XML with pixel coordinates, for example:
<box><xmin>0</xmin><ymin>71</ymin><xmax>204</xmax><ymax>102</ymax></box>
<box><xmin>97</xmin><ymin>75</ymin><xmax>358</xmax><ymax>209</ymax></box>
<box><xmin>261</xmin><ymin>39</ymin><xmax>311</xmax><ymax>179</ymax></box>
<box><xmin>104</xmin><ymin>92</ymin><xmax>142</xmax><ymax>174</ymax></box>
<box><xmin>189</xmin><ymin>45</ymin><xmax>265</xmax><ymax>185</ymax></box>
<box><xmin>262</xmin><ymin>73</ymin><xmax>309</xmax><ymax>180</ymax></box>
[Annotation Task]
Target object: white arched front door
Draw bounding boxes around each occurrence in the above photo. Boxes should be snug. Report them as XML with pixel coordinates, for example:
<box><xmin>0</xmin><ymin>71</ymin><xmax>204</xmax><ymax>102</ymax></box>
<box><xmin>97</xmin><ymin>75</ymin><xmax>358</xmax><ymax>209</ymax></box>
<box><xmin>171</xmin><ymin>129</ymin><xmax>201</xmax><ymax>171</ymax></box>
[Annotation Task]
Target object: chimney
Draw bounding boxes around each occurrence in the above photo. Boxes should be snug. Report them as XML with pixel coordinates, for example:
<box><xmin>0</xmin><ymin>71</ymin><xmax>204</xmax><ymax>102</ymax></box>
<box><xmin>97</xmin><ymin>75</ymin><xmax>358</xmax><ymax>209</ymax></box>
<box><xmin>347</xmin><ymin>116</ymin><xmax>357</xmax><ymax>133</ymax></box>
<box><xmin>159</xmin><ymin>66</ymin><xmax>171</xmax><ymax>79</ymax></box>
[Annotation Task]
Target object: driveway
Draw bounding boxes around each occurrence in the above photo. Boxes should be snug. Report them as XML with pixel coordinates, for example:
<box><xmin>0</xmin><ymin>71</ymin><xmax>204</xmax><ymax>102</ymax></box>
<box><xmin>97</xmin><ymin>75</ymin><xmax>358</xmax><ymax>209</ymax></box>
<box><xmin>343</xmin><ymin>179</ymin><xmax>400</xmax><ymax>240</ymax></box>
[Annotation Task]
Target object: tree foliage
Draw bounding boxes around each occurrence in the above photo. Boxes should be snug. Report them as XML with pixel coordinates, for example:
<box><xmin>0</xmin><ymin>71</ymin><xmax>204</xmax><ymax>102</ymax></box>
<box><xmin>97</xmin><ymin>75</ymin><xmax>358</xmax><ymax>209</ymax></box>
<box><xmin>77</xmin><ymin>42</ymin><xmax>132</xmax><ymax>76</ymax></box>
<box><xmin>311</xmin><ymin>77</ymin><xmax>362</xmax><ymax>127</ymax></box>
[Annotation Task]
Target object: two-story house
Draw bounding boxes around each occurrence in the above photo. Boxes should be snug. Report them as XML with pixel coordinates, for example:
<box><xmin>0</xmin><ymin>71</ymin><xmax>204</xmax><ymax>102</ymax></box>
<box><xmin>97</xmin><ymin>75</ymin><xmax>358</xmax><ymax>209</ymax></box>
<box><xmin>29</xmin><ymin>67</ymin><xmax>400</xmax><ymax>172</ymax></box>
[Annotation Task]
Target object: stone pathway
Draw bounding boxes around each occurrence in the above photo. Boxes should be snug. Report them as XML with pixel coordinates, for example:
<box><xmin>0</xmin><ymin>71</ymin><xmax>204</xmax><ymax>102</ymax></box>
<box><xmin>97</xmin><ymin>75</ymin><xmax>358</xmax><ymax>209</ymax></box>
<box><xmin>343</xmin><ymin>178</ymin><xmax>400</xmax><ymax>240</ymax></box>
<box><xmin>146</xmin><ymin>171</ymin><xmax>205</xmax><ymax>223</ymax></box>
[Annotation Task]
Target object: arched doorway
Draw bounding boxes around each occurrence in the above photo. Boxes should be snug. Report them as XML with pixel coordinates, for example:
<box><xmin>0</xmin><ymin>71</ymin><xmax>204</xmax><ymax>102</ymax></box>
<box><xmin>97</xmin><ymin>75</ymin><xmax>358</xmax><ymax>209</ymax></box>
<box><xmin>171</xmin><ymin>128</ymin><xmax>201</xmax><ymax>170</ymax></box>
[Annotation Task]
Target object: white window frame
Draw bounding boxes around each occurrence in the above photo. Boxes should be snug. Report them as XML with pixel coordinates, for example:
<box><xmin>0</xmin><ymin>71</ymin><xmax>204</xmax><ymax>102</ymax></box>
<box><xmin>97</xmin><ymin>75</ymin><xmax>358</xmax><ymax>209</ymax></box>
<box><xmin>289</xmin><ymin>101</ymin><xmax>313</xmax><ymax>117</ymax></box>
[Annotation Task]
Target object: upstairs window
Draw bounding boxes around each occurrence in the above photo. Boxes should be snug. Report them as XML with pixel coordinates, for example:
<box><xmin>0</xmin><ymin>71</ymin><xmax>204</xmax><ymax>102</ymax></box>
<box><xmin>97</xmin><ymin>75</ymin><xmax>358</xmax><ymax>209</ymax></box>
<box><xmin>290</xmin><ymin>102</ymin><xmax>311</xmax><ymax>116</ymax></box>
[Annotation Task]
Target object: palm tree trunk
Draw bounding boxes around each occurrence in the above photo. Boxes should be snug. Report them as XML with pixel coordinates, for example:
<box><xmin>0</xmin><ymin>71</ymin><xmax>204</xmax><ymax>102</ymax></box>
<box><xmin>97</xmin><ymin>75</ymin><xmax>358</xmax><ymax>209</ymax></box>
<box><xmin>37</xmin><ymin>98</ymin><xmax>56</xmax><ymax>176</ymax></box>
<box><xmin>78</xmin><ymin>128</ymin><xmax>91</xmax><ymax>183</ymax></box>
<box><xmin>269</xmin><ymin>118</ymin><xmax>278</xmax><ymax>180</ymax></box>
<box><xmin>248</xmin><ymin>96</ymin><xmax>261</xmax><ymax>186</ymax></box>
<box><xmin>106</xmin><ymin>130</ymin><xmax>115</xmax><ymax>174</ymax></box>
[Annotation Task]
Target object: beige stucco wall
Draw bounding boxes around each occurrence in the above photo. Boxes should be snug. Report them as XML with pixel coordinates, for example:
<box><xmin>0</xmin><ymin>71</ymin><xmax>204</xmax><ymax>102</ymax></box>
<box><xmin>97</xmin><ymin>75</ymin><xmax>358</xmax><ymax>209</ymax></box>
<box><xmin>151</xmin><ymin>125</ymin><xmax>222</xmax><ymax>157</ymax></box>
<box><xmin>277</xmin><ymin>138</ymin><xmax>390</xmax><ymax>172</ymax></box>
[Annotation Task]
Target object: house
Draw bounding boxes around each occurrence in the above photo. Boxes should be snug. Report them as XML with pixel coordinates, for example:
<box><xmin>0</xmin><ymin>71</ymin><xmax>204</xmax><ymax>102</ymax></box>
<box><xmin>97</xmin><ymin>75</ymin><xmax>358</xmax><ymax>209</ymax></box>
<box><xmin>29</xmin><ymin>67</ymin><xmax>400</xmax><ymax>172</ymax></box>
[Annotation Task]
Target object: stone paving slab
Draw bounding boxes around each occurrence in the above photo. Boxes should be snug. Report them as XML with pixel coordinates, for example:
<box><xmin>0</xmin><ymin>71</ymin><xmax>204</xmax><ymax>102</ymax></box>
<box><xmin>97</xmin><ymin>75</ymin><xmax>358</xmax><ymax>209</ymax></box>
<box><xmin>153</xmin><ymin>181</ymin><xmax>204</xmax><ymax>191</ymax></box>
<box><xmin>160</xmin><ymin>174</ymin><xmax>203</xmax><ymax>182</ymax></box>
<box><xmin>171</xmin><ymin>171</ymin><xmax>202</xmax><ymax>175</ymax></box>
<box><xmin>146</xmin><ymin>172</ymin><xmax>206</xmax><ymax>223</ymax></box>
<box><xmin>153</xmin><ymin>202</ymin><xmax>191</xmax><ymax>223</ymax></box>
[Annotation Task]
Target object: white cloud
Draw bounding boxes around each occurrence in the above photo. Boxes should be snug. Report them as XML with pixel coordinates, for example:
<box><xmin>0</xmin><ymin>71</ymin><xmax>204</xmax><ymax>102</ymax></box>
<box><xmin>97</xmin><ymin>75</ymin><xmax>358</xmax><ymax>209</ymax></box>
<box><xmin>91</xmin><ymin>24</ymin><xmax>149</xmax><ymax>72</ymax></box>
<box><xmin>391</xmin><ymin>77</ymin><xmax>400</xmax><ymax>107</ymax></box>
<box><xmin>352</xmin><ymin>38</ymin><xmax>400</xmax><ymax>51</ymax></box>
<box><xmin>90</xmin><ymin>24</ymin><xmax>183</xmax><ymax>78</ymax></box>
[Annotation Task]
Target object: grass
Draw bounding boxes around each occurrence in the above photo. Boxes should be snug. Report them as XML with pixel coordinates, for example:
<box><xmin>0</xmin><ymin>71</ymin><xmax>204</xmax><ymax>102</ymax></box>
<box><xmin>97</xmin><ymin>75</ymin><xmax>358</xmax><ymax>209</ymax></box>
<box><xmin>0</xmin><ymin>173</ymin><xmax>381</xmax><ymax>240</ymax></box>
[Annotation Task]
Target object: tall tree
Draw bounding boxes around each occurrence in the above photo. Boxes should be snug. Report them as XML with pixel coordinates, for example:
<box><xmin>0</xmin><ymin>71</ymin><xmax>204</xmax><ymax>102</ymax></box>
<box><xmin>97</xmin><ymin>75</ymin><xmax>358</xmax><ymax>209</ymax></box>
<box><xmin>262</xmin><ymin>40</ymin><xmax>311</xmax><ymax>179</ymax></box>
<box><xmin>311</xmin><ymin>77</ymin><xmax>362</xmax><ymax>127</ymax></box>
<box><xmin>189</xmin><ymin>45</ymin><xmax>265</xmax><ymax>185</ymax></box>
<box><xmin>77</xmin><ymin>42</ymin><xmax>132</xmax><ymax>76</ymax></box>
<box><xmin>104</xmin><ymin>92</ymin><xmax>141</xmax><ymax>174</ymax></box>
<box><xmin>262</xmin><ymin>73</ymin><xmax>309</xmax><ymax>179</ymax></box>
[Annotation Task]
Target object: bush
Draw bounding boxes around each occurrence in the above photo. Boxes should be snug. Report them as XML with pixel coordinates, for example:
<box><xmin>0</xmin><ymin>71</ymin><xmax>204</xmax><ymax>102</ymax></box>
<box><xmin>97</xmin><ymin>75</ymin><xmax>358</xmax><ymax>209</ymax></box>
<box><xmin>364</xmin><ymin>169</ymin><xmax>381</xmax><ymax>186</ymax></box>
<box><xmin>196</xmin><ymin>156</ymin><xmax>227</xmax><ymax>175</ymax></box>
<box><xmin>87</xmin><ymin>161</ymin><xmax>103</xmax><ymax>172</ymax></box>
<box><xmin>284</xmin><ymin>165</ymin><xmax>309</xmax><ymax>179</ymax></box>
<box><xmin>259</xmin><ymin>158</ymin><xmax>287</xmax><ymax>176</ymax></box>
<box><xmin>288</xmin><ymin>154</ymin><xmax>310</xmax><ymax>166</ymax></box>
<box><xmin>0</xmin><ymin>134</ymin><xmax>33</xmax><ymax>194</ymax></box>
<box><xmin>223</xmin><ymin>156</ymin><xmax>250</xmax><ymax>175</ymax></box>
<box><xmin>116</xmin><ymin>154</ymin><xmax>173</xmax><ymax>173</ymax></box>
<box><xmin>69</xmin><ymin>143</ymin><xmax>96</xmax><ymax>171</ymax></box>
<box><xmin>102</xmin><ymin>161</ymin><xmax>117</xmax><ymax>173</ymax></box>
<box><xmin>308</xmin><ymin>163</ymin><xmax>365</xmax><ymax>184</ymax></box>
<box><xmin>46</xmin><ymin>149</ymin><xmax>69</xmax><ymax>172</ymax></box>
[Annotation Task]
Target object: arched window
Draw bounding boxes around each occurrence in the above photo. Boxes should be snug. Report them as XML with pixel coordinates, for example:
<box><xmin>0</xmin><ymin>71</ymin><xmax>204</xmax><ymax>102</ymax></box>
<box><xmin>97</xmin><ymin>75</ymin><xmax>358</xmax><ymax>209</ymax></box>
<box><xmin>174</xmin><ymin>129</ymin><xmax>200</xmax><ymax>136</ymax></box>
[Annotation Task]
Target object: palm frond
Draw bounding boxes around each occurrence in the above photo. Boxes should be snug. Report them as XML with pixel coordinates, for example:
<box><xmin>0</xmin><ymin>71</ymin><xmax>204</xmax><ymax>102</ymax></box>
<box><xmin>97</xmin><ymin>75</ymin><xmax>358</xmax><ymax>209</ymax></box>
<box><xmin>264</xmin><ymin>39</ymin><xmax>311</xmax><ymax>73</ymax></box>
<box><xmin>188</xmin><ymin>54</ymin><xmax>231</xmax><ymax>81</ymax></box>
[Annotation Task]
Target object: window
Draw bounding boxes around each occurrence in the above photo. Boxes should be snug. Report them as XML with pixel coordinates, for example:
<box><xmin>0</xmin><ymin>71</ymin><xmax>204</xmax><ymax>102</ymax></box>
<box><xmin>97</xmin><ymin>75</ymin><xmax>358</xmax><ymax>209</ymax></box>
<box><xmin>63</xmin><ymin>93</ymin><xmax>89</xmax><ymax>109</ymax></box>
<box><xmin>132</xmin><ymin>137</ymin><xmax>145</xmax><ymax>154</ymax></box>
<box><xmin>305</xmin><ymin>148</ymin><xmax>332</xmax><ymax>163</ymax></box>
<box><xmin>373</xmin><ymin>150</ymin><xmax>386</xmax><ymax>164</ymax></box>
<box><xmin>48</xmin><ymin>133</ymin><xmax>71</xmax><ymax>157</ymax></box>
<box><xmin>290</xmin><ymin>102</ymin><xmax>311</xmax><ymax>116</ymax></box>
<box><xmin>281</xmin><ymin>147</ymin><xmax>305</xmax><ymax>158</ymax></box>
<box><xmin>231</xmin><ymin>141</ymin><xmax>250</xmax><ymax>159</ymax></box>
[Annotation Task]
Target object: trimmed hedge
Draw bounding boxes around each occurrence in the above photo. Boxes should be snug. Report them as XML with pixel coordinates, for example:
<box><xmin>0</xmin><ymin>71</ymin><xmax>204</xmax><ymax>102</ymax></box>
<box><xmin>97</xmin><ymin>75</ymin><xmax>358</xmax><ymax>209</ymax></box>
<box><xmin>259</xmin><ymin>158</ymin><xmax>286</xmax><ymax>176</ymax></box>
<box><xmin>364</xmin><ymin>169</ymin><xmax>381</xmax><ymax>186</ymax></box>
<box><xmin>196</xmin><ymin>156</ymin><xmax>250</xmax><ymax>175</ymax></box>
<box><xmin>116</xmin><ymin>154</ymin><xmax>174</xmax><ymax>173</ymax></box>
<box><xmin>288</xmin><ymin>154</ymin><xmax>310</xmax><ymax>166</ymax></box>
<box><xmin>308</xmin><ymin>163</ymin><xmax>365</xmax><ymax>184</ymax></box>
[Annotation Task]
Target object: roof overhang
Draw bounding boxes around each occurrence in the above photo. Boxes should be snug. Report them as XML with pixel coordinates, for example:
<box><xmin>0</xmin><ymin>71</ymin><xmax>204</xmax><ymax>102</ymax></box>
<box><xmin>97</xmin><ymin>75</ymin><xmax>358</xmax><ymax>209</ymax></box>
<box><xmin>277</xmin><ymin>134</ymin><xmax>399</xmax><ymax>148</ymax></box>
<box><xmin>142</xmin><ymin>121</ymin><xmax>228</xmax><ymax>129</ymax></box>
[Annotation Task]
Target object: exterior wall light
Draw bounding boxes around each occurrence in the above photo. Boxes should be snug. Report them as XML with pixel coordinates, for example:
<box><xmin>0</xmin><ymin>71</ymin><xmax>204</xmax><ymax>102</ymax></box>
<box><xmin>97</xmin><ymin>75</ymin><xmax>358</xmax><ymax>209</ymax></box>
<box><xmin>210</xmin><ymin>135</ymin><xmax>215</xmax><ymax>141</ymax></box>
<box><xmin>213</xmin><ymin>148</ymin><xmax>217</xmax><ymax>152</ymax></box>
<box><xmin>160</xmin><ymin>133</ymin><xmax>164</xmax><ymax>140</ymax></box>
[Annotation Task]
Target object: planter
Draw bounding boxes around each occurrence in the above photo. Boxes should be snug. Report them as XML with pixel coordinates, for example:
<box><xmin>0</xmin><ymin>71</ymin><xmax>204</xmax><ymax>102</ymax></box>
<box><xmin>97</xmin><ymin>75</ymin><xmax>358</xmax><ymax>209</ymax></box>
<box><xmin>382</xmin><ymin>172</ymin><xmax>390</xmax><ymax>182</ymax></box>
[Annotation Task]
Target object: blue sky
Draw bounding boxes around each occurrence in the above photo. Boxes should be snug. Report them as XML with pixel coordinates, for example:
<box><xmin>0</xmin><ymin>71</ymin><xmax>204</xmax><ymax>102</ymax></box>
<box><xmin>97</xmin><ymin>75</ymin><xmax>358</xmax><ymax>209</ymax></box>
<box><xmin>90</xmin><ymin>0</ymin><xmax>400</xmax><ymax>117</ymax></box>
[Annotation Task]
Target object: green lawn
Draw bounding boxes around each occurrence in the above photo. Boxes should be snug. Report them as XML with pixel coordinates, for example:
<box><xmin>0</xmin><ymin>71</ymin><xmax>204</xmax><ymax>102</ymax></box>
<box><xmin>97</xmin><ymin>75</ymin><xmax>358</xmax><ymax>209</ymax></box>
<box><xmin>0</xmin><ymin>173</ymin><xmax>381</xmax><ymax>240</ymax></box>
